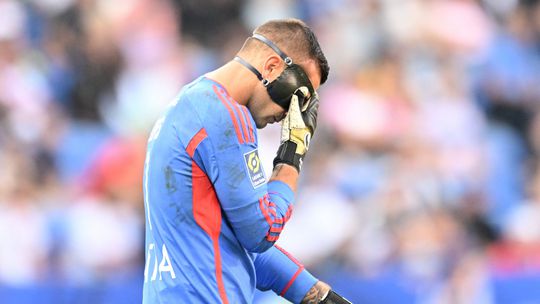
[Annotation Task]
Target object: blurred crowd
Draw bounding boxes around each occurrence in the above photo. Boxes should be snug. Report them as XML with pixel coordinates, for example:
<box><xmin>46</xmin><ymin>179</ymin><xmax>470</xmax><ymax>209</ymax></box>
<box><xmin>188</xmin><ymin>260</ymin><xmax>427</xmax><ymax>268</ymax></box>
<box><xmin>1</xmin><ymin>0</ymin><xmax>540</xmax><ymax>303</ymax></box>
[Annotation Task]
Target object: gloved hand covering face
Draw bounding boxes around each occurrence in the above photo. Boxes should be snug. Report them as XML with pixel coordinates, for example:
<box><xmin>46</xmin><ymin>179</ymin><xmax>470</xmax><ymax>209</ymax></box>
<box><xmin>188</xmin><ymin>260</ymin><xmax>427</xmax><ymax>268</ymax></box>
<box><xmin>273</xmin><ymin>86</ymin><xmax>319</xmax><ymax>172</ymax></box>
<box><xmin>265</xmin><ymin>61</ymin><xmax>315</xmax><ymax>112</ymax></box>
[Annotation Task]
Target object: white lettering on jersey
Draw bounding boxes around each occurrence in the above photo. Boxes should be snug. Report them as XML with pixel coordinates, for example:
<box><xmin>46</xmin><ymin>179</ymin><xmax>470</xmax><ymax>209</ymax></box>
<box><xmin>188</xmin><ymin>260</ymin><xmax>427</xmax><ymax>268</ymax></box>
<box><xmin>159</xmin><ymin>244</ymin><xmax>176</xmax><ymax>280</ymax></box>
<box><xmin>144</xmin><ymin>243</ymin><xmax>177</xmax><ymax>282</ymax></box>
<box><xmin>144</xmin><ymin>243</ymin><xmax>155</xmax><ymax>283</ymax></box>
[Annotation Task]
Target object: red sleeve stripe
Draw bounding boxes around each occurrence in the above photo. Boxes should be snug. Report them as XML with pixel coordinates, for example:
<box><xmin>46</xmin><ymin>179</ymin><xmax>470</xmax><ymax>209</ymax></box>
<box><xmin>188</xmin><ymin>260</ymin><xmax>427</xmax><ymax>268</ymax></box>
<box><xmin>268</xmin><ymin>226</ymin><xmax>284</xmax><ymax>237</ymax></box>
<box><xmin>275</xmin><ymin>245</ymin><xmax>304</xmax><ymax>267</ymax></box>
<box><xmin>186</xmin><ymin>128</ymin><xmax>208</xmax><ymax>158</ymax></box>
<box><xmin>229</xmin><ymin>96</ymin><xmax>249</xmax><ymax>143</ymax></box>
<box><xmin>259</xmin><ymin>197</ymin><xmax>274</xmax><ymax>226</ymax></box>
<box><xmin>280</xmin><ymin>266</ymin><xmax>305</xmax><ymax>297</ymax></box>
<box><xmin>270</xmin><ymin>226</ymin><xmax>283</xmax><ymax>233</ymax></box>
<box><xmin>241</xmin><ymin>106</ymin><xmax>254</xmax><ymax>143</ymax></box>
<box><xmin>261</xmin><ymin>196</ymin><xmax>282</xmax><ymax>223</ymax></box>
<box><xmin>266</xmin><ymin>234</ymin><xmax>279</xmax><ymax>242</ymax></box>
<box><xmin>228</xmin><ymin>95</ymin><xmax>253</xmax><ymax>144</ymax></box>
<box><xmin>213</xmin><ymin>85</ymin><xmax>244</xmax><ymax>144</ymax></box>
<box><xmin>259</xmin><ymin>193</ymin><xmax>293</xmax><ymax>242</ymax></box>
<box><xmin>285</xmin><ymin>205</ymin><xmax>293</xmax><ymax>221</ymax></box>
<box><xmin>233</xmin><ymin>102</ymin><xmax>249</xmax><ymax>142</ymax></box>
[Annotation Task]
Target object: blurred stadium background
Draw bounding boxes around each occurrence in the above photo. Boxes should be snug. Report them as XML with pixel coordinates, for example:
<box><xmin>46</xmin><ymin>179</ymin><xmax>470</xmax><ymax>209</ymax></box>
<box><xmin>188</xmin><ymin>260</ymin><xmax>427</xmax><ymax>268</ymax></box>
<box><xmin>1</xmin><ymin>0</ymin><xmax>540</xmax><ymax>303</ymax></box>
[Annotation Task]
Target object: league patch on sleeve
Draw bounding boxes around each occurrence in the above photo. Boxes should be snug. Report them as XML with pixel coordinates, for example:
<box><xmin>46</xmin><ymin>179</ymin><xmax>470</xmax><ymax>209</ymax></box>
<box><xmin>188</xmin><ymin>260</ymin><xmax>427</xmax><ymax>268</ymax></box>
<box><xmin>244</xmin><ymin>149</ymin><xmax>266</xmax><ymax>188</ymax></box>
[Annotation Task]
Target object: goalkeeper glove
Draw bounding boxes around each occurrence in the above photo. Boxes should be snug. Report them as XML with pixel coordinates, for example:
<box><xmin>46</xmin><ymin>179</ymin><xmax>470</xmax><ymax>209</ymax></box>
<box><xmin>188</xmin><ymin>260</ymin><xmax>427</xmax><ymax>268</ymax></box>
<box><xmin>319</xmin><ymin>290</ymin><xmax>353</xmax><ymax>304</ymax></box>
<box><xmin>273</xmin><ymin>86</ymin><xmax>319</xmax><ymax>172</ymax></box>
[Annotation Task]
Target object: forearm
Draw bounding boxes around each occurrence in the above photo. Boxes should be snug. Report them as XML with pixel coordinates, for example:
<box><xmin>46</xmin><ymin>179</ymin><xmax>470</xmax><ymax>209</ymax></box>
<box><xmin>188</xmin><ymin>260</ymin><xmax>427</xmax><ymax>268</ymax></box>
<box><xmin>269</xmin><ymin>163</ymin><xmax>299</xmax><ymax>192</ymax></box>
<box><xmin>254</xmin><ymin>245</ymin><xmax>318</xmax><ymax>303</ymax></box>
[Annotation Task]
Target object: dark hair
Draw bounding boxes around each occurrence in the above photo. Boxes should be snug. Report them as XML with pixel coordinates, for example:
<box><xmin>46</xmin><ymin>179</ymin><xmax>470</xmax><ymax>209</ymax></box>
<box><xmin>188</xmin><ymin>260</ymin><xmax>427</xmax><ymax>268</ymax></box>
<box><xmin>248</xmin><ymin>19</ymin><xmax>330</xmax><ymax>85</ymax></box>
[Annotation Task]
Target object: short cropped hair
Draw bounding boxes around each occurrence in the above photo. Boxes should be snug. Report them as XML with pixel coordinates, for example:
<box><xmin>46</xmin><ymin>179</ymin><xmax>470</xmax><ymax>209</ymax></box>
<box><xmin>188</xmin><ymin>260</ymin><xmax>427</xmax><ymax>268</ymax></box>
<box><xmin>242</xmin><ymin>19</ymin><xmax>330</xmax><ymax>85</ymax></box>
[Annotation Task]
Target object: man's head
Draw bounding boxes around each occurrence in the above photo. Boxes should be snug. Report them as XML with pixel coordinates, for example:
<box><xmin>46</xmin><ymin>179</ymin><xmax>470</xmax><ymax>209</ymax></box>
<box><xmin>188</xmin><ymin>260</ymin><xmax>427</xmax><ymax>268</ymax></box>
<box><xmin>236</xmin><ymin>18</ymin><xmax>329</xmax><ymax>128</ymax></box>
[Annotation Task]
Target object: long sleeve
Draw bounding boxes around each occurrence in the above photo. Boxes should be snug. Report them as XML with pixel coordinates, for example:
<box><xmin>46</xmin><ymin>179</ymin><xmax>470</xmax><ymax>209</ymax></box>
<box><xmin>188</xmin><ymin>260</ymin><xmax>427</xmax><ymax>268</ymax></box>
<box><xmin>254</xmin><ymin>245</ymin><xmax>318</xmax><ymax>303</ymax></box>
<box><xmin>187</xmin><ymin>83</ymin><xmax>295</xmax><ymax>252</ymax></box>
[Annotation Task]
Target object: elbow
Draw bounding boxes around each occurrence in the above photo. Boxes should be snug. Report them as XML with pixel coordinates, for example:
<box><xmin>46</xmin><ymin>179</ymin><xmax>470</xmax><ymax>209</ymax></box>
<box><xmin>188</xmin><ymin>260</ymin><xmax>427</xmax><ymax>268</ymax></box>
<box><xmin>238</xmin><ymin>233</ymin><xmax>274</xmax><ymax>253</ymax></box>
<box><xmin>250</xmin><ymin>239</ymin><xmax>274</xmax><ymax>253</ymax></box>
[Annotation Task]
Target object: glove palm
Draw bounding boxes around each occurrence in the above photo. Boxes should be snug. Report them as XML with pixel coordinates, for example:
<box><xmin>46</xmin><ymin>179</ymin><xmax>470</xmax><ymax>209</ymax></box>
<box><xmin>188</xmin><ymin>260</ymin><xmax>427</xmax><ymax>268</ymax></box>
<box><xmin>274</xmin><ymin>86</ymin><xmax>319</xmax><ymax>171</ymax></box>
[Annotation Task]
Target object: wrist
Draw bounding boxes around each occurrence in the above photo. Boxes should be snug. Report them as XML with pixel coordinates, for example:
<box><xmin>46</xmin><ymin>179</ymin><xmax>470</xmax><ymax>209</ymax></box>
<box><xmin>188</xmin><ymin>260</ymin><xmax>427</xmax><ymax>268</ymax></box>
<box><xmin>274</xmin><ymin>140</ymin><xmax>304</xmax><ymax>173</ymax></box>
<box><xmin>269</xmin><ymin>163</ymin><xmax>298</xmax><ymax>192</ymax></box>
<box><xmin>301</xmin><ymin>281</ymin><xmax>330</xmax><ymax>304</ymax></box>
<box><xmin>273</xmin><ymin>141</ymin><xmax>304</xmax><ymax>172</ymax></box>
<box><xmin>318</xmin><ymin>289</ymin><xmax>352</xmax><ymax>304</ymax></box>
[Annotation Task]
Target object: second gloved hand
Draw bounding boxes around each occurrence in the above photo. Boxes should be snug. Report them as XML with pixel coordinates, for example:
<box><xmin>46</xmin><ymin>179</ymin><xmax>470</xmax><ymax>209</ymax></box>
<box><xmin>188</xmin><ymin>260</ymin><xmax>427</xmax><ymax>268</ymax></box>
<box><xmin>273</xmin><ymin>86</ymin><xmax>319</xmax><ymax>172</ymax></box>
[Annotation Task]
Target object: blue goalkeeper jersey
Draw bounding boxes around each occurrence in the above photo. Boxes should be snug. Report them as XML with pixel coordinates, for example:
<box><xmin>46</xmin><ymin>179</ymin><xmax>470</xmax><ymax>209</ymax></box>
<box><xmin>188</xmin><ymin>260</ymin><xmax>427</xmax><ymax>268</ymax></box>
<box><xmin>142</xmin><ymin>76</ymin><xmax>317</xmax><ymax>303</ymax></box>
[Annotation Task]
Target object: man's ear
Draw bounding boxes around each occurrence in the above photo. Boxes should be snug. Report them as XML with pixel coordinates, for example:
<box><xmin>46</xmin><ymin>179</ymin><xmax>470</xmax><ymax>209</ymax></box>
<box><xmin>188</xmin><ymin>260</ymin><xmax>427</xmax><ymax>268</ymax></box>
<box><xmin>262</xmin><ymin>55</ymin><xmax>283</xmax><ymax>81</ymax></box>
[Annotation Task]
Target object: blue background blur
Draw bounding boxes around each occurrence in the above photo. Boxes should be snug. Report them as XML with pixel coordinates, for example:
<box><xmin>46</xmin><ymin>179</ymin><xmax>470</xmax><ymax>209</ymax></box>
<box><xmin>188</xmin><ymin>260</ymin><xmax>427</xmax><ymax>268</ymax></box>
<box><xmin>1</xmin><ymin>0</ymin><xmax>540</xmax><ymax>303</ymax></box>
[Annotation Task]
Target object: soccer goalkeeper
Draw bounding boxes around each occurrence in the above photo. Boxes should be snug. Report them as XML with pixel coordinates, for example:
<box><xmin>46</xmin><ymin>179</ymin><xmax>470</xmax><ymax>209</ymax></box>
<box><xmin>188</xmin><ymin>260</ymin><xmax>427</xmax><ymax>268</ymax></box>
<box><xmin>142</xmin><ymin>18</ymin><xmax>350</xmax><ymax>304</ymax></box>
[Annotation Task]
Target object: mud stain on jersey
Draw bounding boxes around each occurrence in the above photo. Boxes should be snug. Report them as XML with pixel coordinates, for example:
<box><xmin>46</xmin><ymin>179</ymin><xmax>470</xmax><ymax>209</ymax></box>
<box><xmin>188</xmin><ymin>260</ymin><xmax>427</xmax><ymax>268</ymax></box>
<box><xmin>224</xmin><ymin>163</ymin><xmax>246</xmax><ymax>189</ymax></box>
<box><xmin>168</xmin><ymin>201</ymin><xmax>186</xmax><ymax>224</ymax></box>
<box><xmin>164</xmin><ymin>165</ymin><xmax>177</xmax><ymax>193</ymax></box>
<box><xmin>217</xmin><ymin>128</ymin><xmax>236</xmax><ymax>151</ymax></box>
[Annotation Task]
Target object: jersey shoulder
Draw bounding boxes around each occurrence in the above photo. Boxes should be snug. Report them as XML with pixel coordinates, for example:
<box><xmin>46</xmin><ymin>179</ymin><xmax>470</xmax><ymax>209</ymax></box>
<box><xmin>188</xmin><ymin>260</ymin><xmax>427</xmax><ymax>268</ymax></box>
<box><xmin>179</xmin><ymin>77</ymin><xmax>257</xmax><ymax>148</ymax></box>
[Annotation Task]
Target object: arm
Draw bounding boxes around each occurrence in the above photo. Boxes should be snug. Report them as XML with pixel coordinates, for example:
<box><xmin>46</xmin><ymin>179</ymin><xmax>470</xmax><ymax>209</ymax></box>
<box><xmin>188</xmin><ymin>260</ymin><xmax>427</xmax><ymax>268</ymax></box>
<box><xmin>236</xmin><ymin>90</ymin><xmax>350</xmax><ymax>303</ymax></box>
<box><xmin>254</xmin><ymin>245</ymin><xmax>319</xmax><ymax>303</ymax></box>
<box><xmin>192</xmin><ymin>131</ymin><xmax>293</xmax><ymax>253</ymax></box>
<box><xmin>190</xmin><ymin>85</ymin><xmax>316</xmax><ymax>252</ymax></box>
<box><xmin>189</xmin><ymin>88</ymin><xmax>297</xmax><ymax>252</ymax></box>
<box><xmin>254</xmin><ymin>245</ymin><xmax>338</xmax><ymax>304</ymax></box>
<box><xmin>270</xmin><ymin>163</ymin><xmax>299</xmax><ymax>192</ymax></box>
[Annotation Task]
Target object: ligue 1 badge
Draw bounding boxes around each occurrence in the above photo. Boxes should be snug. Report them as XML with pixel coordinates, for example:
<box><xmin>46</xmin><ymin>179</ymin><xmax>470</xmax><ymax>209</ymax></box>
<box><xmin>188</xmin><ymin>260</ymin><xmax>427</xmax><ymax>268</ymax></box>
<box><xmin>244</xmin><ymin>149</ymin><xmax>266</xmax><ymax>188</ymax></box>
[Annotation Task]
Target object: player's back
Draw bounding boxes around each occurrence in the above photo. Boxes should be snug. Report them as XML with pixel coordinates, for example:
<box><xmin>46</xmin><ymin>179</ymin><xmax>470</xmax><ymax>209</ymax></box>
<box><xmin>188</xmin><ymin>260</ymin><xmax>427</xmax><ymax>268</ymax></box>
<box><xmin>142</xmin><ymin>77</ymin><xmax>257</xmax><ymax>303</ymax></box>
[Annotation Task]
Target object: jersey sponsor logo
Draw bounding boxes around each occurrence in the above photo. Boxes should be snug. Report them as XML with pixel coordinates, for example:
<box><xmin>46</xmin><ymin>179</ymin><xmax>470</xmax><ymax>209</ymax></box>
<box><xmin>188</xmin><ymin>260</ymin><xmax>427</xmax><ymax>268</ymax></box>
<box><xmin>244</xmin><ymin>149</ymin><xmax>265</xmax><ymax>188</ymax></box>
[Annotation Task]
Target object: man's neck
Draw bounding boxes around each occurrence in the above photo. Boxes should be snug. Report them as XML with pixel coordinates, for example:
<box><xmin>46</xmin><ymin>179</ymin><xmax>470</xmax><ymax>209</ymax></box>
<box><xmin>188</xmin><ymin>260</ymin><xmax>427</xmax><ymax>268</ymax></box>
<box><xmin>205</xmin><ymin>60</ymin><xmax>258</xmax><ymax>106</ymax></box>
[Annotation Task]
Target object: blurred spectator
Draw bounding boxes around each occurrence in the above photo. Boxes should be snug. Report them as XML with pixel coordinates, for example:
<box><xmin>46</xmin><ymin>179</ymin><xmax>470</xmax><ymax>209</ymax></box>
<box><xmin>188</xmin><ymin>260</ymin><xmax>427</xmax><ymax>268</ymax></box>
<box><xmin>0</xmin><ymin>147</ymin><xmax>51</xmax><ymax>285</ymax></box>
